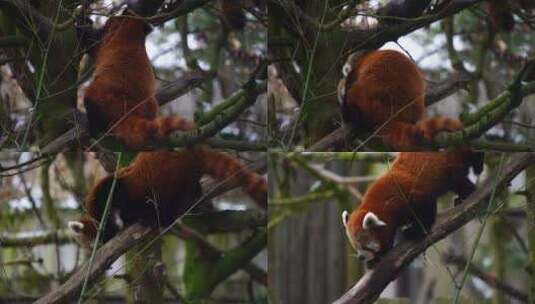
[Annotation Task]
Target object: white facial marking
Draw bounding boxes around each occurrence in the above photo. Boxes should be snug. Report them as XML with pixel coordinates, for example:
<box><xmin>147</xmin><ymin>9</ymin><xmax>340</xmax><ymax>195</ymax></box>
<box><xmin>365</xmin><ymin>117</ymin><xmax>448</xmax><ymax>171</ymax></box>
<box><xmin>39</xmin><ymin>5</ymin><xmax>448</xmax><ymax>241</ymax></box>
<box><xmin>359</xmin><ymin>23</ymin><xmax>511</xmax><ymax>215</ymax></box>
<box><xmin>342</xmin><ymin>62</ymin><xmax>352</xmax><ymax>77</ymax></box>
<box><xmin>342</xmin><ymin>210</ymin><xmax>349</xmax><ymax>227</ymax></box>
<box><xmin>337</xmin><ymin>79</ymin><xmax>346</xmax><ymax>105</ymax></box>
<box><xmin>113</xmin><ymin>211</ymin><xmax>124</xmax><ymax>229</ymax></box>
<box><xmin>68</xmin><ymin>221</ymin><xmax>84</xmax><ymax>234</ymax></box>
<box><xmin>362</xmin><ymin>212</ymin><xmax>386</xmax><ymax>230</ymax></box>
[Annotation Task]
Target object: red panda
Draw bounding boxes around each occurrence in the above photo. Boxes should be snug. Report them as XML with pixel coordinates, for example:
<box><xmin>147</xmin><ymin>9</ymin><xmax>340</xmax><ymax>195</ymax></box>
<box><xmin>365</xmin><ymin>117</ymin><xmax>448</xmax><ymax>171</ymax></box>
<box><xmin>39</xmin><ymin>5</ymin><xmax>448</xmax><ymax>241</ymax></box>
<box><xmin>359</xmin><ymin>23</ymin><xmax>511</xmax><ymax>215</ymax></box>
<box><xmin>337</xmin><ymin>49</ymin><xmax>464</xmax><ymax>151</ymax></box>
<box><xmin>68</xmin><ymin>150</ymin><xmax>267</xmax><ymax>248</ymax></box>
<box><xmin>83</xmin><ymin>8</ymin><xmax>195</xmax><ymax>149</ymax></box>
<box><xmin>341</xmin><ymin>151</ymin><xmax>483</xmax><ymax>266</ymax></box>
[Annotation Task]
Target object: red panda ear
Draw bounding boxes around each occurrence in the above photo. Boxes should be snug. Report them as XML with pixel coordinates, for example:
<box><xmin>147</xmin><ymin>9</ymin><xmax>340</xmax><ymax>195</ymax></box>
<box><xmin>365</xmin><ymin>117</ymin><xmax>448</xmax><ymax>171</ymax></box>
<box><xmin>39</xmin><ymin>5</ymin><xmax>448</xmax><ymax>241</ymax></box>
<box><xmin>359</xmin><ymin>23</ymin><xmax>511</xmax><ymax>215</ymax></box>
<box><xmin>362</xmin><ymin>212</ymin><xmax>386</xmax><ymax>230</ymax></box>
<box><xmin>342</xmin><ymin>210</ymin><xmax>349</xmax><ymax>227</ymax></box>
<box><xmin>341</xmin><ymin>50</ymin><xmax>368</xmax><ymax>77</ymax></box>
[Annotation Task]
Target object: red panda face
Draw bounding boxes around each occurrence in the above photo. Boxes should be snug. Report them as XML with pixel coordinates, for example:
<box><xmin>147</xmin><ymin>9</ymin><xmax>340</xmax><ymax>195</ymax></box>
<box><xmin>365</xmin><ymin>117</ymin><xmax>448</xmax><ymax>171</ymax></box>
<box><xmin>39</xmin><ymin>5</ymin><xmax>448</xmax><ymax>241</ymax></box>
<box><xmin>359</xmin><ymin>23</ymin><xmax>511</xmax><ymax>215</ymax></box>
<box><xmin>342</xmin><ymin>210</ymin><xmax>387</xmax><ymax>263</ymax></box>
<box><xmin>68</xmin><ymin>216</ymin><xmax>98</xmax><ymax>249</ymax></box>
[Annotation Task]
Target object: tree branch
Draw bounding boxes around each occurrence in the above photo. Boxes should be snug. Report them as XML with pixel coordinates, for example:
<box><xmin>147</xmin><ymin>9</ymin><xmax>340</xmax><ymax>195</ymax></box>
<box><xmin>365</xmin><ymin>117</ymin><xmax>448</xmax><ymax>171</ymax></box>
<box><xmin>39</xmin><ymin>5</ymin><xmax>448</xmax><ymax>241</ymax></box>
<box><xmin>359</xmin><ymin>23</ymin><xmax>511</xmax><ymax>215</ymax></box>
<box><xmin>0</xmin><ymin>229</ymin><xmax>74</xmax><ymax>247</ymax></box>
<box><xmin>173</xmin><ymin>224</ymin><xmax>267</xmax><ymax>286</ymax></box>
<box><xmin>443</xmin><ymin>252</ymin><xmax>528</xmax><ymax>303</ymax></box>
<box><xmin>309</xmin><ymin>78</ymin><xmax>535</xmax><ymax>152</ymax></box>
<box><xmin>39</xmin><ymin>72</ymin><xmax>209</xmax><ymax>154</ymax></box>
<box><xmin>308</xmin><ymin>73</ymin><xmax>473</xmax><ymax>151</ymax></box>
<box><xmin>182</xmin><ymin>210</ymin><xmax>266</xmax><ymax>233</ymax></box>
<box><xmin>344</xmin><ymin>0</ymin><xmax>483</xmax><ymax>52</ymax></box>
<box><xmin>333</xmin><ymin>153</ymin><xmax>535</xmax><ymax>304</ymax></box>
<box><xmin>34</xmin><ymin>224</ymin><xmax>153</xmax><ymax>304</ymax></box>
<box><xmin>163</xmin><ymin>81</ymin><xmax>267</xmax><ymax>148</ymax></box>
<box><xmin>435</xmin><ymin>81</ymin><xmax>535</xmax><ymax>146</ymax></box>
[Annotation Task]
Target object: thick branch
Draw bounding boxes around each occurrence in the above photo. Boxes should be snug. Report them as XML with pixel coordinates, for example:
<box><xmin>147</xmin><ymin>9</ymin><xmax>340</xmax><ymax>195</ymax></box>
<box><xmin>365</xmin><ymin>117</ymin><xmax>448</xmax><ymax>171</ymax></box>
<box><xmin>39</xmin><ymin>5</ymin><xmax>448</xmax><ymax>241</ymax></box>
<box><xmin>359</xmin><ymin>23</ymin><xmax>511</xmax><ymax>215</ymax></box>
<box><xmin>308</xmin><ymin>74</ymin><xmax>472</xmax><ymax>151</ymax></box>
<box><xmin>164</xmin><ymin>81</ymin><xmax>267</xmax><ymax>147</ymax></box>
<box><xmin>425</xmin><ymin>71</ymin><xmax>472</xmax><ymax>106</ymax></box>
<box><xmin>0</xmin><ymin>229</ymin><xmax>74</xmax><ymax>247</ymax></box>
<box><xmin>310</xmin><ymin>79</ymin><xmax>535</xmax><ymax>151</ymax></box>
<box><xmin>183</xmin><ymin>210</ymin><xmax>266</xmax><ymax>233</ymax></box>
<box><xmin>443</xmin><ymin>253</ymin><xmax>528</xmax><ymax>303</ymax></box>
<box><xmin>435</xmin><ymin>81</ymin><xmax>535</xmax><ymax>146</ymax></box>
<box><xmin>156</xmin><ymin>71</ymin><xmax>207</xmax><ymax>106</ymax></box>
<box><xmin>35</xmin><ymin>224</ymin><xmax>153</xmax><ymax>304</ymax></box>
<box><xmin>344</xmin><ymin>0</ymin><xmax>483</xmax><ymax>52</ymax></box>
<box><xmin>174</xmin><ymin>224</ymin><xmax>267</xmax><ymax>286</ymax></box>
<box><xmin>333</xmin><ymin>153</ymin><xmax>535</xmax><ymax>304</ymax></box>
<box><xmin>39</xmin><ymin>72</ymin><xmax>209</xmax><ymax>153</ymax></box>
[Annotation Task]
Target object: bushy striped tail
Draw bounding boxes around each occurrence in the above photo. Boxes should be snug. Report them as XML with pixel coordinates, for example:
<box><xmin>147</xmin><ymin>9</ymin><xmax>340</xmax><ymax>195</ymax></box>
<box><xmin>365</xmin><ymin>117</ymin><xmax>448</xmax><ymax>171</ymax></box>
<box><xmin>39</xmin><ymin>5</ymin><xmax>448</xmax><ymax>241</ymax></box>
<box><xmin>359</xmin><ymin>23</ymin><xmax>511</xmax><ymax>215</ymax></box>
<box><xmin>198</xmin><ymin>148</ymin><xmax>267</xmax><ymax>209</ymax></box>
<box><xmin>415</xmin><ymin>116</ymin><xmax>463</xmax><ymax>141</ymax></box>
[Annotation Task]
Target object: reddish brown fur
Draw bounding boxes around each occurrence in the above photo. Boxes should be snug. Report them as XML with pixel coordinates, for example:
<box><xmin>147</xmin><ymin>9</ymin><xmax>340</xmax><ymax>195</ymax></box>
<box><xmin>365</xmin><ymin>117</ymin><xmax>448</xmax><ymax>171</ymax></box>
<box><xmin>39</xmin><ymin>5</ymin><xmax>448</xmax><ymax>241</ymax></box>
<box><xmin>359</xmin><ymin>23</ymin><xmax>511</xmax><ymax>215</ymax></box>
<box><xmin>84</xmin><ymin>10</ymin><xmax>195</xmax><ymax>149</ymax></box>
<box><xmin>74</xmin><ymin>150</ymin><xmax>267</xmax><ymax>247</ymax></box>
<box><xmin>340</xmin><ymin>50</ymin><xmax>463</xmax><ymax>150</ymax></box>
<box><xmin>345</xmin><ymin>151</ymin><xmax>483</xmax><ymax>263</ymax></box>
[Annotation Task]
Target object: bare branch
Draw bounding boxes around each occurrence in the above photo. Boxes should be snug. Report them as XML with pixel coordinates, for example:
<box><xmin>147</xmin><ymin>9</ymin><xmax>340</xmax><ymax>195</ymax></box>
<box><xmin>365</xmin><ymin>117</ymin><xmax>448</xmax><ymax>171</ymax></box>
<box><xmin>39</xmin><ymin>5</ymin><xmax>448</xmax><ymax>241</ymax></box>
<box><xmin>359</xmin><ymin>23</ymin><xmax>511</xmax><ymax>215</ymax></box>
<box><xmin>34</xmin><ymin>224</ymin><xmax>153</xmax><ymax>304</ymax></box>
<box><xmin>0</xmin><ymin>229</ymin><xmax>74</xmax><ymax>247</ymax></box>
<box><xmin>443</xmin><ymin>253</ymin><xmax>528</xmax><ymax>303</ymax></box>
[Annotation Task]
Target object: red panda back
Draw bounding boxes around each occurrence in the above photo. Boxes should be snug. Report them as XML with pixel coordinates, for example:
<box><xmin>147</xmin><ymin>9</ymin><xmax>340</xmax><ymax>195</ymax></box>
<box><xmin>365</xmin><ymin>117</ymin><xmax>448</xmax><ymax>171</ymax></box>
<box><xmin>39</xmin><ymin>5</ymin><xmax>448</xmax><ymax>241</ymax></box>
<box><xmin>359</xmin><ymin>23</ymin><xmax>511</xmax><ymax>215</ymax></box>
<box><xmin>345</xmin><ymin>50</ymin><xmax>425</xmax><ymax>128</ymax></box>
<box><xmin>344</xmin><ymin>151</ymin><xmax>482</xmax><ymax>262</ymax></box>
<box><xmin>340</xmin><ymin>50</ymin><xmax>467</xmax><ymax>150</ymax></box>
<box><xmin>72</xmin><ymin>149</ymin><xmax>267</xmax><ymax>247</ymax></box>
<box><xmin>83</xmin><ymin>10</ymin><xmax>196</xmax><ymax>148</ymax></box>
<box><xmin>84</xmin><ymin>13</ymin><xmax>158</xmax><ymax>141</ymax></box>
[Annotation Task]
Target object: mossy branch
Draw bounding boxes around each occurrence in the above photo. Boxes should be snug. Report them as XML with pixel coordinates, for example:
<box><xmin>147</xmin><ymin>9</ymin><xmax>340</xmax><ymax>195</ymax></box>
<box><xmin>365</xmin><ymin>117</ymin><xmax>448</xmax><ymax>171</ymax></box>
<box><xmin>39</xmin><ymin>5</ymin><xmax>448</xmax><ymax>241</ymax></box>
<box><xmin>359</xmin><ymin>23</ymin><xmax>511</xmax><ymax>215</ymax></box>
<box><xmin>174</xmin><ymin>223</ymin><xmax>267</xmax><ymax>287</ymax></box>
<box><xmin>165</xmin><ymin>81</ymin><xmax>267</xmax><ymax>147</ymax></box>
<box><xmin>209</xmin><ymin>229</ymin><xmax>266</xmax><ymax>288</ymax></box>
<box><xmin>434</xmin><ymin>80</ymin><xmax>535</xmax><ymax>147</ymax></box>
